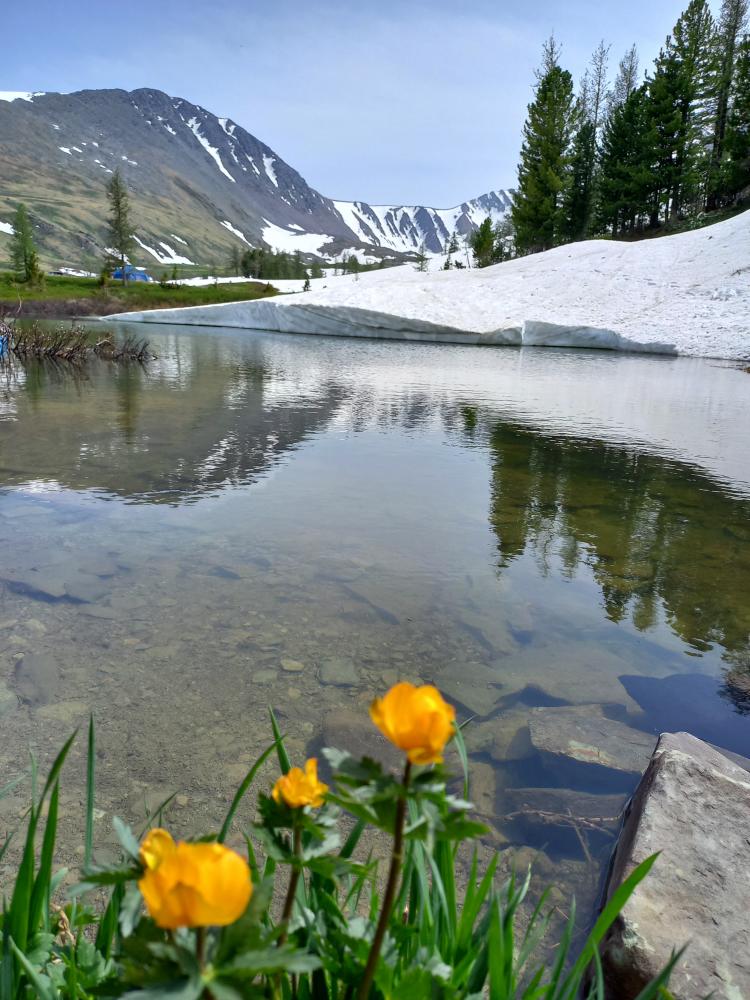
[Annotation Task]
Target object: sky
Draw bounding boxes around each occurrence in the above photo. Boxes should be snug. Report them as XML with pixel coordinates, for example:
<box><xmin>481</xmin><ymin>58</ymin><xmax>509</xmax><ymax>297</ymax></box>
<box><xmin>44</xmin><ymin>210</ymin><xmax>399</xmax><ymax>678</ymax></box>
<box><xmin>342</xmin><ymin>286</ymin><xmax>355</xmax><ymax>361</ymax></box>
<box><xmin>4</xmin><ymin>0</ymin><xmax>694</xmax><ymax>207</ymax></box>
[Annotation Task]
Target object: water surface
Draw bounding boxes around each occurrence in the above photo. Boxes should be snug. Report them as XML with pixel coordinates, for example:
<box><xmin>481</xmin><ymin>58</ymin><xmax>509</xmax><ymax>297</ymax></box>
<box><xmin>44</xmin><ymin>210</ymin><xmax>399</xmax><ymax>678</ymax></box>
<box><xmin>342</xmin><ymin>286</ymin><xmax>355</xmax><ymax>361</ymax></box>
<box><xmin>1</xmin><ymin>327</ymin><xmax>748</xmax><ymax>914</ymax></box>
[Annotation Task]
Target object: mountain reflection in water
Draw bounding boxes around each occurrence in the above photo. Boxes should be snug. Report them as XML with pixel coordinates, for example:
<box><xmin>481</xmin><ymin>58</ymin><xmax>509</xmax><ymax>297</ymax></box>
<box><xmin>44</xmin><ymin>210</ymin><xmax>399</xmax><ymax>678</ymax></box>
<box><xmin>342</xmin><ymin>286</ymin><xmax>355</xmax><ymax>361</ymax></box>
<box><xmin>0</xmin><ymin>326</ymin><xmax>748</xmax><ymax>921</ymax></box>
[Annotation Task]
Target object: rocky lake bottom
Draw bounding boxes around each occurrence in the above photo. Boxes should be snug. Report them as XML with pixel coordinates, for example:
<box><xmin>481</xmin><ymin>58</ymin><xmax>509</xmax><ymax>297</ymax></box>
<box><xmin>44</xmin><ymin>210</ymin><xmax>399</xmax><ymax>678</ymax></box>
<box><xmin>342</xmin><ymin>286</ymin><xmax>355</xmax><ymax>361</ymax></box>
<box><xmin>1</xmin><ymin>326</ymin><xmax>748</xmax><ymax>936</ymax></box>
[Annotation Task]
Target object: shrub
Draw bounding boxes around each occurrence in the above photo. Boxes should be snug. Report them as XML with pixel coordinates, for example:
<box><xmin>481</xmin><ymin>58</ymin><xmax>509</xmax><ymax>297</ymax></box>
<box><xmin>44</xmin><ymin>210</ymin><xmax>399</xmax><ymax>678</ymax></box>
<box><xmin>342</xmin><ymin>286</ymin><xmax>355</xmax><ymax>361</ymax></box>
<box><xmin>0</xmin><ymin>686</ymin><xmax>680</xmax><ymax>998</ymax></box>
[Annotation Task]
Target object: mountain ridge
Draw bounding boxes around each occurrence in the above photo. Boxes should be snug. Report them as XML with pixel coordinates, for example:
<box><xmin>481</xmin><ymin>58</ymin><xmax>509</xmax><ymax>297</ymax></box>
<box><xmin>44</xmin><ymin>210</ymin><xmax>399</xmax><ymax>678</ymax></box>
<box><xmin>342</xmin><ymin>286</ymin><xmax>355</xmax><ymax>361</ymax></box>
<box><xmin>0</xmin><ymin>88</ymin><xmax>512</xmax><ymax>268</ymax></box>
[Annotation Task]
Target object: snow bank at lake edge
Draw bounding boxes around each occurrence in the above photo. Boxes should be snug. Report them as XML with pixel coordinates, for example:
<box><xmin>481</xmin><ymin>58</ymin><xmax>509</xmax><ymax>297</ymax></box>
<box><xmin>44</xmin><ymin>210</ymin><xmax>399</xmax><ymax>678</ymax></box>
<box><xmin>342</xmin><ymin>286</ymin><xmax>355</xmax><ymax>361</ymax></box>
<box><xmin>105</xmin><ymin>210</ymin><xmax>750</xmax><ymax>361</ymax></box>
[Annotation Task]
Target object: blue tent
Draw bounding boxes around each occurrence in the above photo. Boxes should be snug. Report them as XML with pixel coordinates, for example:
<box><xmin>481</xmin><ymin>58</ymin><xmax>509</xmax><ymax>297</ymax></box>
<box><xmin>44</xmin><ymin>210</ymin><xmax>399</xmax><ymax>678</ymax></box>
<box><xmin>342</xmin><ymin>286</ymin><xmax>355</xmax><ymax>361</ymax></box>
<box><xmin>112</xmin><ymin>264</ymin><xmax>152</xmax><ymax>282</ymax></box>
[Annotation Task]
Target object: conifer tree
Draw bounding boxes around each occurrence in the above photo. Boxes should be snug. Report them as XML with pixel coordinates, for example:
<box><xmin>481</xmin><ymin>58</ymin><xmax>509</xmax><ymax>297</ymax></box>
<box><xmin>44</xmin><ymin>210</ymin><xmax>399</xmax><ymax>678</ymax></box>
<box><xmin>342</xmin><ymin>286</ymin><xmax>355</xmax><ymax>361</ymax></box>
<box><xmin>106</xmin><ymin>168</ymin><xmax>133</xmax><ymax>285</ymax></box>
<box><xmin>598</xmin><ymin>85</ymin><xmax>657</xmax><ymax>233</ymax></box>
<box><xmin>722</xmin><ymin>33</ymin><xmax>750</xmax><ymax>198</ymax></box>
<box><xmin>562</xmin><ymin>116</ymin><xmax>597</xmax><ymax>240</ymax></box>
<box><xmin>647</xmin><ymin>45</ymin><xmax>685</xmax><ymax>224</ymax></box>
<box><xmin>708</xmin><ymin>0</ymin><xmax>749</xmax><ymax>206</ymax></box>
<box><xmin>560</xmin><ymin>43</ymin><xmax>610</xmax><ymax>241</ymax></box>
<box><xmin>10</xmin><ymin>203</ymin><xmax>42</xmax><ymax>283</ymax></box>
<box><xmin>512</xmin><ymin>38</ymin><xmax>577</xmax><ymax>253</ymax></box>
<box><xmin>492</xmin><ymin>217</ymin><xmax>516</xmax><ymax>261</ymax></box>
<box><xmin>643</xmin><ymin>2</ymin><xmax>716</xmax><ymax>223</ymax></box>
<box><xmin>469</xmin><ymin>217</ymin><xmax>495</xmax><ymax>267</ymax></box>
<box><xmin>415</xmin><ymin>242</ymin><xmax>428</xmax><ymax>272</ymax></box>
<box><xmin>669</xmin><ymin>0</ymin><xmax>717</xmax><ymax>213</ymax></box>
<box><xmin>609</xmin><ymin>45</ymin><xmax>640</xmax><ymax>112</ymax></box>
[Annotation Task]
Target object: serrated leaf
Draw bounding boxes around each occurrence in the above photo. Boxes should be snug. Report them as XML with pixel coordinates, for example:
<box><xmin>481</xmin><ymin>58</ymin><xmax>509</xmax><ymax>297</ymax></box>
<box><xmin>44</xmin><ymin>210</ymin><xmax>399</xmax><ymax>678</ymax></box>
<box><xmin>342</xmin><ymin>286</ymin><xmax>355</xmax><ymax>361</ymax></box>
<box><xmin>112</xmin><ymin>816</ymin><xmax>141</xmax><ymax>861</ymax></box>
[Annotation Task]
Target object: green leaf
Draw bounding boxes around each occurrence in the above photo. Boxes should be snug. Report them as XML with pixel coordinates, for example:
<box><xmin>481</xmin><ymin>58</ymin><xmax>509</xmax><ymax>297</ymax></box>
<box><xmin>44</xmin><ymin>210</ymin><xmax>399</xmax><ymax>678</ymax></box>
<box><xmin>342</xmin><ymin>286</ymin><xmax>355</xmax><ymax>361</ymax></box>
<box><xmin>9</xmin><ymin>938</ymin><xmax>58</xmax><ymax>1000</ymax></box>
<box><xmin>119</xmin><ymin>883</ymin><xmax>144</xmax><ymax>937</ymax></box>
<box><xmin>121</xmin><ymin>979</ymin><xmax>205</xmax><ymax>999</ymax></box>
<box><xmin>220</xmin><ymin>945</ymin><xmax>321</xmax><ymax>977</ymax></box>
<box><xmin>113</xmin><ymin>816</ymin><xmax>142</xmax><ymax>861</ymax></box>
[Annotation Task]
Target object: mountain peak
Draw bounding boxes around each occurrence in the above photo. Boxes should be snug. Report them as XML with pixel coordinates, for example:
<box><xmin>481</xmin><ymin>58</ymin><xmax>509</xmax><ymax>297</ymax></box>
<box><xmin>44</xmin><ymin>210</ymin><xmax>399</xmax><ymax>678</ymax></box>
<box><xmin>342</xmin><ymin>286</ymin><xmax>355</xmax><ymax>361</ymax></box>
<box><xmin>0</xmin><ymin>87</ymin><xmax>511</xmax><ymax>268</ymax></box>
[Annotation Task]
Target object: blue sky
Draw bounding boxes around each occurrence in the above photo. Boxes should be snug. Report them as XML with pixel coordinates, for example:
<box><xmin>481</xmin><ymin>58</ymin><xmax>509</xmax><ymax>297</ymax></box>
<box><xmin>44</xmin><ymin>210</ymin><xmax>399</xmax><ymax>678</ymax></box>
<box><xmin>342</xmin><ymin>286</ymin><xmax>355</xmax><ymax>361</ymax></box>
<box><xmin>5</xmin><ymin>0</ymin><xmax>692</xmax><ymax>206</ymax></box>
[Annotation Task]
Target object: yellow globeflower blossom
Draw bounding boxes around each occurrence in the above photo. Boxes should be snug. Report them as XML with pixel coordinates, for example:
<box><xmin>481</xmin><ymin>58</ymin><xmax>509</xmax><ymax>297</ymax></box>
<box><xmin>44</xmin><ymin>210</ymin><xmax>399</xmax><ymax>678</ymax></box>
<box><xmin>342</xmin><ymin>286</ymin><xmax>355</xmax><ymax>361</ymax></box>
<box><xmin>370</xmin><ymin>682</ymin><xmax>456</xmax><ymax>765</ymax></box>
<box><xmin>138</xmin><ymin>828</ymin><xmax>252</xmax><ymax>929</ymax></box>
<box><xmin>272</xmin><ymin>758</ymin><xmax>328</xmax><ymax>809</ymax></box>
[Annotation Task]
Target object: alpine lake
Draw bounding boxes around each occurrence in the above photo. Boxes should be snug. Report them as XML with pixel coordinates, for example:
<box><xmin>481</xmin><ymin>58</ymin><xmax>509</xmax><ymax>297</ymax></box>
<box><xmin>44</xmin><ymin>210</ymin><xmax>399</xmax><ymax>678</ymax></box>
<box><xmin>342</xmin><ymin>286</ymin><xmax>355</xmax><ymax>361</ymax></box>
<box><xmin>1</xmin><ymin>324</ymin><xmax>749</xmax><ymax>931</ymax></box>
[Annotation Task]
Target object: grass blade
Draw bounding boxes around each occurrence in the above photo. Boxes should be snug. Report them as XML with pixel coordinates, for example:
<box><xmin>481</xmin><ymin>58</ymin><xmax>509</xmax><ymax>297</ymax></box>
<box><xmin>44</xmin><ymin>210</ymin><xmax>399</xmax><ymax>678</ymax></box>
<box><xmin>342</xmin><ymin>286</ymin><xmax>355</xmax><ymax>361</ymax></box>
<box><xmin>40</xmin><ymin>731</ymin><xmax>77</xmax><ymax>803</ymax></box>
<box><xmin>85</xmin><ymin>715</ymin><xmax>95</xmax><ymax>869</ymax></box>
<box><xmin>269</xmin><ymin>708</ymin><xmax>291</xmax><ymax>775</ymax></box>
<box><xmin>9</xmin><ymin>939</ymin><xmax>57</xmax><ymax>1000</ymax></box>
<box><xmin>29</xmin><ymin>781</ymin><xmax>59</xmax><ymax>935</ymax></box>
<box><xmin>561</xmin><ymin>854</ymin><xmax>660</xmax><ymax>995</ymax></box>
<box><xmin>218</xmin><ymin>741</ymin><xmax>277</xmax><ymax>843</ymax></box>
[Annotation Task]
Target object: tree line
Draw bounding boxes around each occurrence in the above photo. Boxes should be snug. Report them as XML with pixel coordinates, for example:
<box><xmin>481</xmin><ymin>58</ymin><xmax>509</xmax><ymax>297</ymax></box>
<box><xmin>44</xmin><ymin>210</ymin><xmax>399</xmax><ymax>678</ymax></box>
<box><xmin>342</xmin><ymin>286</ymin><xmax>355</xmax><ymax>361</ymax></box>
<box><xmin>510</xmin><ymin>0</ymin><xmax>749</xmax><ymax>255</ymax></box>
<box><xmin>462</xmin><ymin>0</ymin><xmax>749</xmax><ymax>267</ymax></box>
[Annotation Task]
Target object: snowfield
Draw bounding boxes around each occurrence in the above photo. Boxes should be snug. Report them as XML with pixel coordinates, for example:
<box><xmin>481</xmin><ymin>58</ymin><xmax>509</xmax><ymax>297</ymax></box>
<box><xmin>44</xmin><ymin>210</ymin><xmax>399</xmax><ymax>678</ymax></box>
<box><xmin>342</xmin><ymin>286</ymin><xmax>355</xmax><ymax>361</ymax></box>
<box><xmin>107</xmin><ymin>211</ymin><xmax>750</xmax><ymax>360</ymax></box>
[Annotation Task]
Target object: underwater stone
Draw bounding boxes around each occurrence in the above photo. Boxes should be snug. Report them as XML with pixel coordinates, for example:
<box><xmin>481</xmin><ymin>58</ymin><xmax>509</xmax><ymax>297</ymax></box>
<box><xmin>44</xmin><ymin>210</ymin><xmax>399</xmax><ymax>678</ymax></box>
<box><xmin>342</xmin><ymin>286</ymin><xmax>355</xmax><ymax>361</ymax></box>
<box><xmin>281</xmin><ymin>658</ymin><xmax>305</xmax><ymax>673</ymax></box>
<box><xmin>0</xmin><ymin>679</ymin><xmax>18</xmax><ymax>716</ymax></box>
<box><xmin>12</xmin><ymin>652</ymin><xmax>60</xmax><ymax>706</ymax></box>
<box><xmin>529</xmin><ymin>705</ymin><xmax>655</xmax><ymax>776</ymax></box>
<box><xmin>433</xmin><ymin>662</ymin><xmax>505</xmax><ymax>717</ymax></box>
<box><xmin>4</xmin><ymin>568</ymin><xmax>67</xmax><ymax>600</ymax></box>
<box><xmin>319</xmin><ymin>657</ymin><xmax>360</xmax><ymax>686</ymax></box>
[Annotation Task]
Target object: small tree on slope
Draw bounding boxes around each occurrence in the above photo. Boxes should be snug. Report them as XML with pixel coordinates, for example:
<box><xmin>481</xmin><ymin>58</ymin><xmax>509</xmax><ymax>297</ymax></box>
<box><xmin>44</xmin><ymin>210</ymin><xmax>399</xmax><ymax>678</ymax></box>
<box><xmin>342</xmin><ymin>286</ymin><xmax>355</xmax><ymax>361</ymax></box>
<box><xmin>106</xmin><ymin>168</ymin><xmax>134</xmax><ymax>286</ymax></box>
<box><xmin>469</xmin><ymin>217</ymin><xmax>495</xmax><ymax>267</ymax></box>
<box><xmin>11</xmin><ymin>203</ymin><xmax>42</xmax><ymax>283</ymax></box>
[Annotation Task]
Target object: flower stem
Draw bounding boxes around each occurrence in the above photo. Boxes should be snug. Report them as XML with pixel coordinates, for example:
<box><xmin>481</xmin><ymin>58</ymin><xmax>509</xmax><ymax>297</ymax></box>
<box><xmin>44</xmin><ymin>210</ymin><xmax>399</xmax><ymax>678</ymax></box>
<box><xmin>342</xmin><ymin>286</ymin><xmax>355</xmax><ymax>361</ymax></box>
<box><xmin>356</xmin><ymin>760</ymin><xmax>412</xmax><ymax>1000</ymax></box>
<box><xmin>196</xmin><ymin>927</ymin><xmax>215</xmax><ymax>1000</ymax></box>
<box><xmin>279</xmin><ymin>823</ymin><xmax>302</xmax><ymax>946</ymax></box>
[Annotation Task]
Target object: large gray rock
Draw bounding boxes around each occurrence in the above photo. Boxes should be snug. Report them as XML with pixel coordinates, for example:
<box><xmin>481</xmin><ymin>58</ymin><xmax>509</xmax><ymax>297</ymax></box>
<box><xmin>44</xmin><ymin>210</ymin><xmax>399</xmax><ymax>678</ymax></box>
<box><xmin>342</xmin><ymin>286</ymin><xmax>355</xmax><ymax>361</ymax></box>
<box><xmin>601</xmin><ymin>732</ymin><xmax>750</xmax><ymax>999</ymax></box>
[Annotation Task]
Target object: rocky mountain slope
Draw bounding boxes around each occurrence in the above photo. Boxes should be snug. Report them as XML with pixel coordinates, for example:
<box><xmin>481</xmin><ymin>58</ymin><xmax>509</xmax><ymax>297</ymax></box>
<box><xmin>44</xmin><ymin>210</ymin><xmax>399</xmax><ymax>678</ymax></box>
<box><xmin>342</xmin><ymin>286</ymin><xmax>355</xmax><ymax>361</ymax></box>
<box><xmin>0</xmin><ymin>89</ymin><xmax>511</xmax><ymax>269</ymax></box>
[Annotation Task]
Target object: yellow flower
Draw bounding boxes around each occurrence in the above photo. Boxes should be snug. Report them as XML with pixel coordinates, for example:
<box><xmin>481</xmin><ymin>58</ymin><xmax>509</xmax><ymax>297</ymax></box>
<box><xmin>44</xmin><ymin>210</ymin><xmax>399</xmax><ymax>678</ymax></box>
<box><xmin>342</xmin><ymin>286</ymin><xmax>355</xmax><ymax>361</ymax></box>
<box><xmin>138</xmin><ymin>828</ymin><xmax>252</xmax><ymax>929</ymax></box>
<box><xmin>370</xmin><ymin>682</ymin><xmax>456</xmax><ymax>765</ymax></box>
<box><xmin>272</xmin><ymin>758</ymin><xmax>328</xmax><ymax>809</ymax></box>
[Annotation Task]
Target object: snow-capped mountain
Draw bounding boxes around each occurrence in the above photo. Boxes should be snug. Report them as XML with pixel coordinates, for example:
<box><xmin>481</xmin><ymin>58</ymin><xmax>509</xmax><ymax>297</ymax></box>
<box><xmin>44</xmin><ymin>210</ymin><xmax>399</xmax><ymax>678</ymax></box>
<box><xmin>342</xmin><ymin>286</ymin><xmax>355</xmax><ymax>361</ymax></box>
<box><xmin>334</xmin><ymin>191</ymin><xmax>513</xmax><ymax>256</ymax></box>
<box><xmin>0</xmin><ymin>89</ymin><xmax>511</xmax><ymax>268</ymax></box>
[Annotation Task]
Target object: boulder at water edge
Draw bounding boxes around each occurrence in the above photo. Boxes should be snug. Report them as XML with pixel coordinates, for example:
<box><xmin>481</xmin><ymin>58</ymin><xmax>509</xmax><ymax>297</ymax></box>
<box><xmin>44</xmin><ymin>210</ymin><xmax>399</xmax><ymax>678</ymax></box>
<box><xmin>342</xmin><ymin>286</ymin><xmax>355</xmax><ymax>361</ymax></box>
<box><xmin>601</xmin><ymin>732</ymin><xmax>750</xmax><ymax>999</ymax></box>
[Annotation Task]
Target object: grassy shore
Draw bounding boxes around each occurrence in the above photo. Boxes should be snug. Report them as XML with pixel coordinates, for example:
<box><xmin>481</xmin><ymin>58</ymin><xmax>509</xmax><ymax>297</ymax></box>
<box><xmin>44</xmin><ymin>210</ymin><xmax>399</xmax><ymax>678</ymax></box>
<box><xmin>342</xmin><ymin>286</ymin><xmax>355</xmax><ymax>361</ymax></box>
<box><xmin>0</xmin><ymin>273</ymin><xmax>278</xmax><ymax>317</ymax></box>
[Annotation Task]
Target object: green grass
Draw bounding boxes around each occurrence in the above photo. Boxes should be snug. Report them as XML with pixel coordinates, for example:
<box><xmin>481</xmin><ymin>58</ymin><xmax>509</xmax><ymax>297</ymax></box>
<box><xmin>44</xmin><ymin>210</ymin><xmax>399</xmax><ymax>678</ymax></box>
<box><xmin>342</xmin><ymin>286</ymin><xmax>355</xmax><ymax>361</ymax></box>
<box><xmin>0</xmin><ymin>716</ymin><xmax>681</xmax><ymax>999</ymax></box>
<box><xmin>0</xmin><ymin>272</ymin><xmax>278</xmax><ymax>314</ymax></box>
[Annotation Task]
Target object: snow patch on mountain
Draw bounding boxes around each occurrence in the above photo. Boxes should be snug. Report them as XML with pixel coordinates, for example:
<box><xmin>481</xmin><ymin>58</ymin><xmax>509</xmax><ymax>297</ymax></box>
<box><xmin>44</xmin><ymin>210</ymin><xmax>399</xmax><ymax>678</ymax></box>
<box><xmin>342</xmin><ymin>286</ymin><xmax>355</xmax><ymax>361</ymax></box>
<box><xmin>186</xmin><ymin>117</ymin><xmax>235</xmax><ymax>183</ymax></box>
<box><xmin>0</xmin><ymin>221</ymin><xmax>13</xmax><ymax>235</ymax></box>
<box><xmin>170</xmin><ymin>234</ymin><xmax>189</xmax><ymax>246</ymax></box>
<box><xmin>221</xmin><ymin>220</ymin><xmax>251</xmax><ymax>245</ymax></box>
<box><xmin>0</xmin><ymin>91</ymin><xmax>44</xmax><ymax>102</ymax></box>
<box><xmin>263</xmin><ymin>155</ymin><xmax>279</xmax><ymax>187</ymax></box>
<box><xmin>262</xmin><ymin>220</ymin><xmax>333</xmax><ymax>254</ymax></box>
<box><xmin>133</xmin><ymin>235</ymin><xmax>194</xmax><ymax>265</ymax></box>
